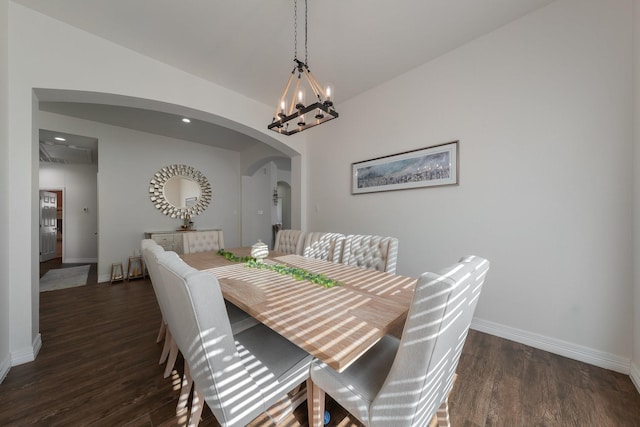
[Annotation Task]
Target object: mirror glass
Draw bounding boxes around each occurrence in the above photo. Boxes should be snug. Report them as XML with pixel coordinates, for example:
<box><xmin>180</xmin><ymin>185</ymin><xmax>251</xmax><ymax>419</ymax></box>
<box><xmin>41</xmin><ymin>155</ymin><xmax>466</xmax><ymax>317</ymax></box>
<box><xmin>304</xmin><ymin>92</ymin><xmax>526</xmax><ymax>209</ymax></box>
<box><xmin>163</xmin><ymin>176</ymin><xmax>201</xmax><ymax>208</ymax></box>
<box><xmin>149</xmin><ymin>164</ymin><xmax>211</xmax><ymax>219</ymax></box>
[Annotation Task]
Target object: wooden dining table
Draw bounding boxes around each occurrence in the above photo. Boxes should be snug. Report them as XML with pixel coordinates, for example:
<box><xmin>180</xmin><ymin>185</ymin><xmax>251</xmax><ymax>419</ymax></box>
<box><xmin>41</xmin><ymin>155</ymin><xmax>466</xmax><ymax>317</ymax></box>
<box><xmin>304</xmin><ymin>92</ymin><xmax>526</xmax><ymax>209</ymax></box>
<box><xmin>180</xmin><ymin>247</ymin><xmax>416</xmax><ymax>373</ymax></box>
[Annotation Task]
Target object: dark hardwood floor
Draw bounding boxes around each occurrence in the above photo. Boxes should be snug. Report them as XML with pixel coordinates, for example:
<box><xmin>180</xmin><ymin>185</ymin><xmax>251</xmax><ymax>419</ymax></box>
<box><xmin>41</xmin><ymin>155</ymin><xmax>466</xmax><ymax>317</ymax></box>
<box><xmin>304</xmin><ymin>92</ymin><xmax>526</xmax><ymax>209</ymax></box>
<box><xmin>1</xmin><ymin>268</ymin><xmax>639</xmax><ymax>426</ymax></box>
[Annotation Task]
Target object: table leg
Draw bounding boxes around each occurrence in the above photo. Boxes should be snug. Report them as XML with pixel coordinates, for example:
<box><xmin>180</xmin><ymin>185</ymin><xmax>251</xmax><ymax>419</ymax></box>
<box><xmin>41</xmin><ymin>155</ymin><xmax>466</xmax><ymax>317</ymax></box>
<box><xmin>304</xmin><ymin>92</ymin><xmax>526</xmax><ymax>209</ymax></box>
<box><xmin>307</xmin><ymin>378</ymin><xmax>325</xmax><ymax>427</ymax></box>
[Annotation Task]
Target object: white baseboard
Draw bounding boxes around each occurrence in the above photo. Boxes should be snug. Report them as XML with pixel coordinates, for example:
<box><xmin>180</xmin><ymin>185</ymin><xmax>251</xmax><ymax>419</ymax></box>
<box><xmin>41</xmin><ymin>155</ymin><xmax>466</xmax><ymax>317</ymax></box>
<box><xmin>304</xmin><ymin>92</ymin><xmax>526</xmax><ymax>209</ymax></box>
<box><xmin>471</xmin><ymin>318</ymin><xmax>631</xmax><ymax>374</ymax></box>
<box><xmin>98</xmin><ymin>273</ymin><xmax>112</xmax><ymax>284</ymax></box>
<box><xmin>0</xmin><ymin>353</ymin><xmax>10</xmax><ymax>383</ymax></box>
<box><xmin>33</xmin><ymin>333</ymin><xmax>42</xmax><ymax>359</ymax></box>
<box><xmin>63</xmin><ymin>257</ymin><xmax>97</xmax><ymax>264</ymax></box>
<box><xmin>10</xmin><ymin>333</ymin><xmax>42</xmax><ymax>366</ymax></box>
<box><xmin>631</xmin><ymin>361</ymin><xmax>640</xmax><ymax>394</ymax></box>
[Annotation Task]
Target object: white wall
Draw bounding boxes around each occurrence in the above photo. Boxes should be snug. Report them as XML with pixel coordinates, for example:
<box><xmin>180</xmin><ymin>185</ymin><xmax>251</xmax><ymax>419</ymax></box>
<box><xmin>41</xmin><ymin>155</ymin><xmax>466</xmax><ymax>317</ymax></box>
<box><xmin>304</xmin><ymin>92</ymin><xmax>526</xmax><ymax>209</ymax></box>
<box><xmin>6</xmin><ymin>2</ymin><xmax>303</xmax><ymax>367</ymax></box>
<box><xmin>308</xmin><ymin>0</ymin><xmax>635</xmax><ymax>373</ymax></box>
<box><xmin>632</xmin><ymin>0</ymin><xmax>640</xmax><ymax>391</ymax></box>
<box><xmin>38</xmin><ymin>111</ymin><xmax>243</xmax><ymax>282</ymax></box>
<box><xmin>0</xmin><ymin>0</ymin><xmax>10</xmax><ymax>382</ymax></box>
<box><xmin>39</xmin><ymin>163</ymin><xmax>99</xmax><ymax>263</ymax></box>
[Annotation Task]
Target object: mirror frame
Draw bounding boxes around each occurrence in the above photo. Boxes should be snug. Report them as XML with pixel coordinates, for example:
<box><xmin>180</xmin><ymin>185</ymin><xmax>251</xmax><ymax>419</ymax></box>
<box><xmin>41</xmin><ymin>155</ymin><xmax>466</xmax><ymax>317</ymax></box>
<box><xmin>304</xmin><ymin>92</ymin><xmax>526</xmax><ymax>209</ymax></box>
<box><xmin>149</xmin><ymin>164</ymin><xmax>212</xmax><ymax>219</ymax></box>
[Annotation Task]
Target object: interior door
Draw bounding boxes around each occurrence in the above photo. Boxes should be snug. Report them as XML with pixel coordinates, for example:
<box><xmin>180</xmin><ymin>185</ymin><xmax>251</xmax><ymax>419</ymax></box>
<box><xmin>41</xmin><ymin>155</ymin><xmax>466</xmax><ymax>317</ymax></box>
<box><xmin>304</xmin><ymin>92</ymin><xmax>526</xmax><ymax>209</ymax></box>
<box><xmin>39</xmin><ymin>190</ymin><xmax>58</xmax><ymax>262</ymax></box>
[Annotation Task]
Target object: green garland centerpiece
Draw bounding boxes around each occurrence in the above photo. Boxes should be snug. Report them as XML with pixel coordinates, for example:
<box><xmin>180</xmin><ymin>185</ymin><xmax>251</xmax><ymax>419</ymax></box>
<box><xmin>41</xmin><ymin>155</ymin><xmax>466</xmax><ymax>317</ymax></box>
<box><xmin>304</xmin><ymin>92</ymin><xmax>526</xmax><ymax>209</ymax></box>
<box><xmin>245</xmin><ymin>259</ymin><xmax>341</xmax><ymax>289</ymax></box>
<box><xmin>217</xmin><ymin>249</ymin><xmax>254</xmax><ymax>263</ymax></box>
<box><xmin>216</xmin><ymin>249</ymin><xmax>341</xmax><ymax>289</ymax></box>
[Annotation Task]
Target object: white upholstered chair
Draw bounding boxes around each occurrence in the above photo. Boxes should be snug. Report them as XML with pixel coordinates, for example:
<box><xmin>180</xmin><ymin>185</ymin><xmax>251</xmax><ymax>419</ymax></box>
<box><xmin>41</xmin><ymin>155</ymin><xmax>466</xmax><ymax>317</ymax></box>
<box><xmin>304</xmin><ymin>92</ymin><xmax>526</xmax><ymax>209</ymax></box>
<box><xmin>273</xmin><ymin>229</ymin><xmax>306</xmax><ymax>255</ymax></box>
<box><xmin>141</xmin><ymin>239</ymin><xmax>166</xmax><ymax>347</ymax></box>
<box><xmin>302</xmin><ymin>232</ymin><xmax>345</xmax><ymax>263</ymax></box>
<box><xmin>146</xmin><ymin>249</ymin><xmax>260</xmax><ymax>414</ymax></box>
<box><xmin>182</xmin><ymin>230</ymin><xmax>225</xmax><ymax>254</ymax></box>
<box><xmin>308</xmin><ymin>256</ymin><xmax>490</xmax><ymax>427</ymax></box>
<box><xmin>142</xmin><ymin>242</ymin><xmax>259</xmax><ymax>412</ymax></box>
<box><xmin>157</xmin><ymin>251</ymin><xmax>313</xmax><ymax>426</ymax></box>
<box><xmin>141</xmin><ymin>239</ymin><xmax>175</xmax><ymax>376</ymax></box>
<box><xmin>341</xmin><ymin>234</ymin><xmax>399</xmax><ymax>273</ymax></box>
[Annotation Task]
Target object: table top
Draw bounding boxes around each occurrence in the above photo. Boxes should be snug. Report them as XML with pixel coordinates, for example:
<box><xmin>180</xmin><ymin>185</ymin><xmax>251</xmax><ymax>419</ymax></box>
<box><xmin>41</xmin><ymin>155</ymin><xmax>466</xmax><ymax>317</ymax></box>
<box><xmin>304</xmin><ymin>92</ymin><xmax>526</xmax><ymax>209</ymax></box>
<box><xmin>180</xmin><ymin>247</ymin><xmax>416</xmax><ymax>372</ymax></box>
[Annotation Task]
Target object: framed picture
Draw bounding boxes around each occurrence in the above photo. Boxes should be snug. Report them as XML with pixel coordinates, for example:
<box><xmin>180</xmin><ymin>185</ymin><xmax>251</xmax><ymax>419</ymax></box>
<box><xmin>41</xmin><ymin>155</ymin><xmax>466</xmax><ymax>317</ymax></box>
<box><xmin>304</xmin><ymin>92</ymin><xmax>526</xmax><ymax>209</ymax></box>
<box><xmin>351</xmin><ymin>141</ymin><xmax>458</xmax><ymax>194</ymax></box>
<box><xmin>184</xmin><ymin>196</ymin><xmax>197</xmax><ymax>208</ymax></box>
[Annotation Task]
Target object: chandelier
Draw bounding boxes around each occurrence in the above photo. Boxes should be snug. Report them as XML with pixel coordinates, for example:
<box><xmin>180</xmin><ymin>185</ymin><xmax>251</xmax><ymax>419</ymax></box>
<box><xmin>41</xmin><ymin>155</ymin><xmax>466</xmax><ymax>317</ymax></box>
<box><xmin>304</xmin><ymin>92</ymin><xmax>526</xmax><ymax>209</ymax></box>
<box><xmin>268</xmin><ymin>0</ymin><xmax>338</xmax><ymax>136</ymax></box>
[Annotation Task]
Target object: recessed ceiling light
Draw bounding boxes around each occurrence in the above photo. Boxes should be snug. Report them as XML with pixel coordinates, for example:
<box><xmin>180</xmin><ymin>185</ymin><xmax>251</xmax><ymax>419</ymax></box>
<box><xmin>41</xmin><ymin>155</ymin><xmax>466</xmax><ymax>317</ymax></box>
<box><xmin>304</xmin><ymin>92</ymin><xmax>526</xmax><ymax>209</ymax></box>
<box><xmin>54</xmin><ymin>137</ymin><xmax>66</xmax><ymax>141</ymax></box>
<box><xmin>182</xmin><ymin>118</ymin><xmax>191</xmax><ymax>123</ymax></box>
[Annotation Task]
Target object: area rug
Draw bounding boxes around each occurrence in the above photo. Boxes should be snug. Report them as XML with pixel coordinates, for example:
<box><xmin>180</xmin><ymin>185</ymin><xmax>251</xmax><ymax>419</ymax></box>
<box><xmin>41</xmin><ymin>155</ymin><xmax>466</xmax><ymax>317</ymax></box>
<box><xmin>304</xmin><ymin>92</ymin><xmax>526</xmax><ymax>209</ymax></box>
<box><xmin>40</xmin><ymin>265</ymin><xmax>90</xmax><ymax>292</ymax></box>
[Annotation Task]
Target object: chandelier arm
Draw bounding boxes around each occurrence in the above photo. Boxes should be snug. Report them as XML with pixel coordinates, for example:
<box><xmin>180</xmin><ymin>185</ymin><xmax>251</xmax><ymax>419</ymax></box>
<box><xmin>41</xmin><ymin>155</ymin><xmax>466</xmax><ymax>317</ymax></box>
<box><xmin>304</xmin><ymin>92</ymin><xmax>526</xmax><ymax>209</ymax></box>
<box><xmin>289</xmin><ymin>76</ymin><xmax>302</xmax><ymax>116</ymax></box>
<box><xmin>304</xmin><ymin>68</ymin><xmax>326</xmax><ymax>99</ymax></box>
<box><xmin>274</xmin><ymin>69</ymin><xmax>297</xmax><ymax>118</ymax></box>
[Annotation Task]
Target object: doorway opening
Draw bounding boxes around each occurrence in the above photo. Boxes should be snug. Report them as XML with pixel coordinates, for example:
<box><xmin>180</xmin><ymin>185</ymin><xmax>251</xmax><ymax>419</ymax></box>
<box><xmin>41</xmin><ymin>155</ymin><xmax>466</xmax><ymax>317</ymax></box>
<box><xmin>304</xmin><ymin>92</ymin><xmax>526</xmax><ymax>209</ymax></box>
<box><xmin>38</xmin><ymin>129</ymin><xmax>99</xmax><ymax>286</ymax></box>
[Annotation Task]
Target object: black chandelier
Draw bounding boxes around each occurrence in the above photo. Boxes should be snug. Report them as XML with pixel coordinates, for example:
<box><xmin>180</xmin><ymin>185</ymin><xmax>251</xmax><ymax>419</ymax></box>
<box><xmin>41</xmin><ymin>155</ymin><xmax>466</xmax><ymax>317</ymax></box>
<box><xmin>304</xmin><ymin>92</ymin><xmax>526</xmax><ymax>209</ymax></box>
<box><xmin>268</xmin><ymin>0</ymin><xmax>338</xmax><ymax>136</ymax></box>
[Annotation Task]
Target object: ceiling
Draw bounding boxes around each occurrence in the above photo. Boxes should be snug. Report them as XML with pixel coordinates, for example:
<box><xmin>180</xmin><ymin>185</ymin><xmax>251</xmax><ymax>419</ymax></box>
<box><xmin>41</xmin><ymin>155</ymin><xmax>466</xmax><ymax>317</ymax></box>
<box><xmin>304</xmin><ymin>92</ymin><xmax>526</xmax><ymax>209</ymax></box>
<box><xmin>39</xmin><ymin>102</ymin><xmax>259</xmax><ymax>152</ymax></box>
<box><xmin>23</xmin><ymin>0</ymin><xmax>555</xmax><ymax>161</ymax></box>
<box><xmin>39</xmin><ymin>129</ymin><xmax>98</xmax><ymax>165</ymax></box>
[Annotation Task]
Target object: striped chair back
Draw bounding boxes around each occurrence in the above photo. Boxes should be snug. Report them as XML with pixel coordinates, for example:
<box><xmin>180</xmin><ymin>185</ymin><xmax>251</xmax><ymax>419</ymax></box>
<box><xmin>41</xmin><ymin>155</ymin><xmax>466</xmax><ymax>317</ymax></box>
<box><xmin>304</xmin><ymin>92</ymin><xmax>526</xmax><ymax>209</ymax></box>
<box><xmin>302</xmin><ymin>232</ymin><xmax>345</xmax><ymax>263</ymax></box>
<box><xmin>370</xmin><ymin>255</ymin><xmax>490</xmax><ymax>426</ymax></box>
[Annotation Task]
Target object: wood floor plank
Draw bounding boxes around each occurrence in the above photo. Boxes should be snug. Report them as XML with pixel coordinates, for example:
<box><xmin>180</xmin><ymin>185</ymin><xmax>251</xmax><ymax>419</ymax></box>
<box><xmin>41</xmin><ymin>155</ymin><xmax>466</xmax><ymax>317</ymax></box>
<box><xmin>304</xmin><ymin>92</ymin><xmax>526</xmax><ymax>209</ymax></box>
<box><xmin>486</xmin><ymin>370</ymin><xmax>521</xmax><ymax>426</ymax></box>
<box><xmin>0</xmin><ymin>265</ymin><xmax>638</xmax><ymax>426</ymax></box>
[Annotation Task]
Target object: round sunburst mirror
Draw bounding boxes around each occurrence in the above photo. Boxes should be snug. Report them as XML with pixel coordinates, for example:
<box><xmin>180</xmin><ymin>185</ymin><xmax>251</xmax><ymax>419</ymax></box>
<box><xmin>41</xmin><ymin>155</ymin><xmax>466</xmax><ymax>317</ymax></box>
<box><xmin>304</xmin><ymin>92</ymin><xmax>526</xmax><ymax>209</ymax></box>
<box><xmin>149</xmin><ymin>164</ymin><xmax>212</xmax><ymax>219</ymax></box>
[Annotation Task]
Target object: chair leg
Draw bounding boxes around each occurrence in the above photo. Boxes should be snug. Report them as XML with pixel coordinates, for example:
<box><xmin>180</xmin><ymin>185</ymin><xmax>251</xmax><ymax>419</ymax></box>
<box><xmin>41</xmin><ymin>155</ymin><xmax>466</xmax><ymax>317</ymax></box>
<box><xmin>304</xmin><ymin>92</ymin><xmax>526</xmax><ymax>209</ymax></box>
<box><xmin>177</xmin><ymin>361</ymin><xmax>194</xmax><ymax>414</ymax></box>
<box><xmin>307</xmin><ymin>378</ymin><xmax>325</xmax><ymax>427</ymax></box>
<box><xmin>265</xmin><ymin>381</ymin><xmax>307</xmax><ymax>423</ymax></box>
<box><xmin>436</xmin><ymin>399</ymin><xmax>450</xmax><ymax>427</ymax></box>
<box><xmin>159</xmin><ymin>328</ymin><xmax>172</xmax><ymax>364</ymax></box>
<box><xmin>188</xmin><ymin>386</ymin><xmax>205</xmax><ymax>427</ymax></box>
<box><xmin>156</xmin><ymin>320</ymin><xmax>166</xmax><ymax>343</ymax></box>
<box><xmin>163</xmin><ymin>339</ymin><xmax>179</xmax><ymax>378</ymax></box>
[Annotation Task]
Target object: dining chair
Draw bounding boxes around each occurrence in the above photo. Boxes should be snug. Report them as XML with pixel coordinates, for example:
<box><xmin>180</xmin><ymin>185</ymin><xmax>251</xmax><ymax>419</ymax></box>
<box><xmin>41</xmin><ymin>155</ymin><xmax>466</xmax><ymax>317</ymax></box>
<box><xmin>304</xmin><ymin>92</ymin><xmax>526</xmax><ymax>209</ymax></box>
<box><xmin>141</xmin><ymin>239</ymin><xmax>173</xmax><ymax>368</ymax></box>
<box><xmin>302</xmin><ymin>232</ymin><xmax>345</xmax><ymax>263</ymax></box>
<box><xmin>141</xmin><ymin>238</ymin><xmax>166</xmax><ymax>345</ymax></box>
<box><xmin>182</xmin><ymin>230</ymin><xmax>225</xmax><ymax>254</ymax></box>
<box><xmin>145</xmin><ymin>248</ymin><xmax>261</xmax><ymax>413</ymax></box>
<box><xmin>273</xmin><ymin>229</ymin><xmax>306</xmax><ymax>255</ymax></box>
<box><xmin>308</xmin><ymin>255</ymin><xmax>490</xmax><ymax>427</ymax></box>
<box><xmin>156</xmin><ymin>251</ymin><xmax>314</xmax><ymax>426</ymax></box>
<box><xmin>341</xmin><ymin>234</ymin><xmax>399</xmax><ymax>273</ymax></box>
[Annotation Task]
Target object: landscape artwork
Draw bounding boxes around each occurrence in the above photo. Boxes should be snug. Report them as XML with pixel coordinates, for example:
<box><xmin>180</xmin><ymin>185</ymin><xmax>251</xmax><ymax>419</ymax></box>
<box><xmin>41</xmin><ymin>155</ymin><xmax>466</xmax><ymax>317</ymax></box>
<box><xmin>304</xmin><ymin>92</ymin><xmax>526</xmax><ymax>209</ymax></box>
<box><xmin>352</xmin><ymin>141</ymin><xmax>458</xmax><ymax>194</ymax></box>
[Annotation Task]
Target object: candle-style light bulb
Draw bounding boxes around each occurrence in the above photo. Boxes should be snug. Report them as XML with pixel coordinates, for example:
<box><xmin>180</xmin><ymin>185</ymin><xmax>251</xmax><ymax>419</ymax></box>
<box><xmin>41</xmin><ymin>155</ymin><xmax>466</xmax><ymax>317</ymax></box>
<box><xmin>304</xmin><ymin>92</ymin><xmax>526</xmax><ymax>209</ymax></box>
<box><xmin>278</xmin><ymin>99</ymin><xmax>287</xmax><ymax>118</ymax></box>
<box><xmin>325</xmin><ymin>83</ymin><xmax>334</xmax><ymax>106</ymax></box>
<box><xmin>296</xmin><ymin>88</ymin><xmax>306</xmax><ymax>109</ymax></box>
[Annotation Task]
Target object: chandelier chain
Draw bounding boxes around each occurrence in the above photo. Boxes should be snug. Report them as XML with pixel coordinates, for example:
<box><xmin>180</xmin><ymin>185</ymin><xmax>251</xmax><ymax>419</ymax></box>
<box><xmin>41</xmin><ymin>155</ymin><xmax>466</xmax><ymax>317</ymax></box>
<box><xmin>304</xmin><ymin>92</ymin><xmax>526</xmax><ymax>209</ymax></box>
<box><xmin>293</xmin><ymin>0</ymin><xmax>297</xmax><ymax>61</ymax></box>
<box><xmin>293</xmin><ymin>0</ymin><xmax>309</xmax><ymax>66</ymax></box>
<box><xmin>304</xmin><ymin>0</ymin><xmax>308</xmax><ymax>66</ymax></box>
